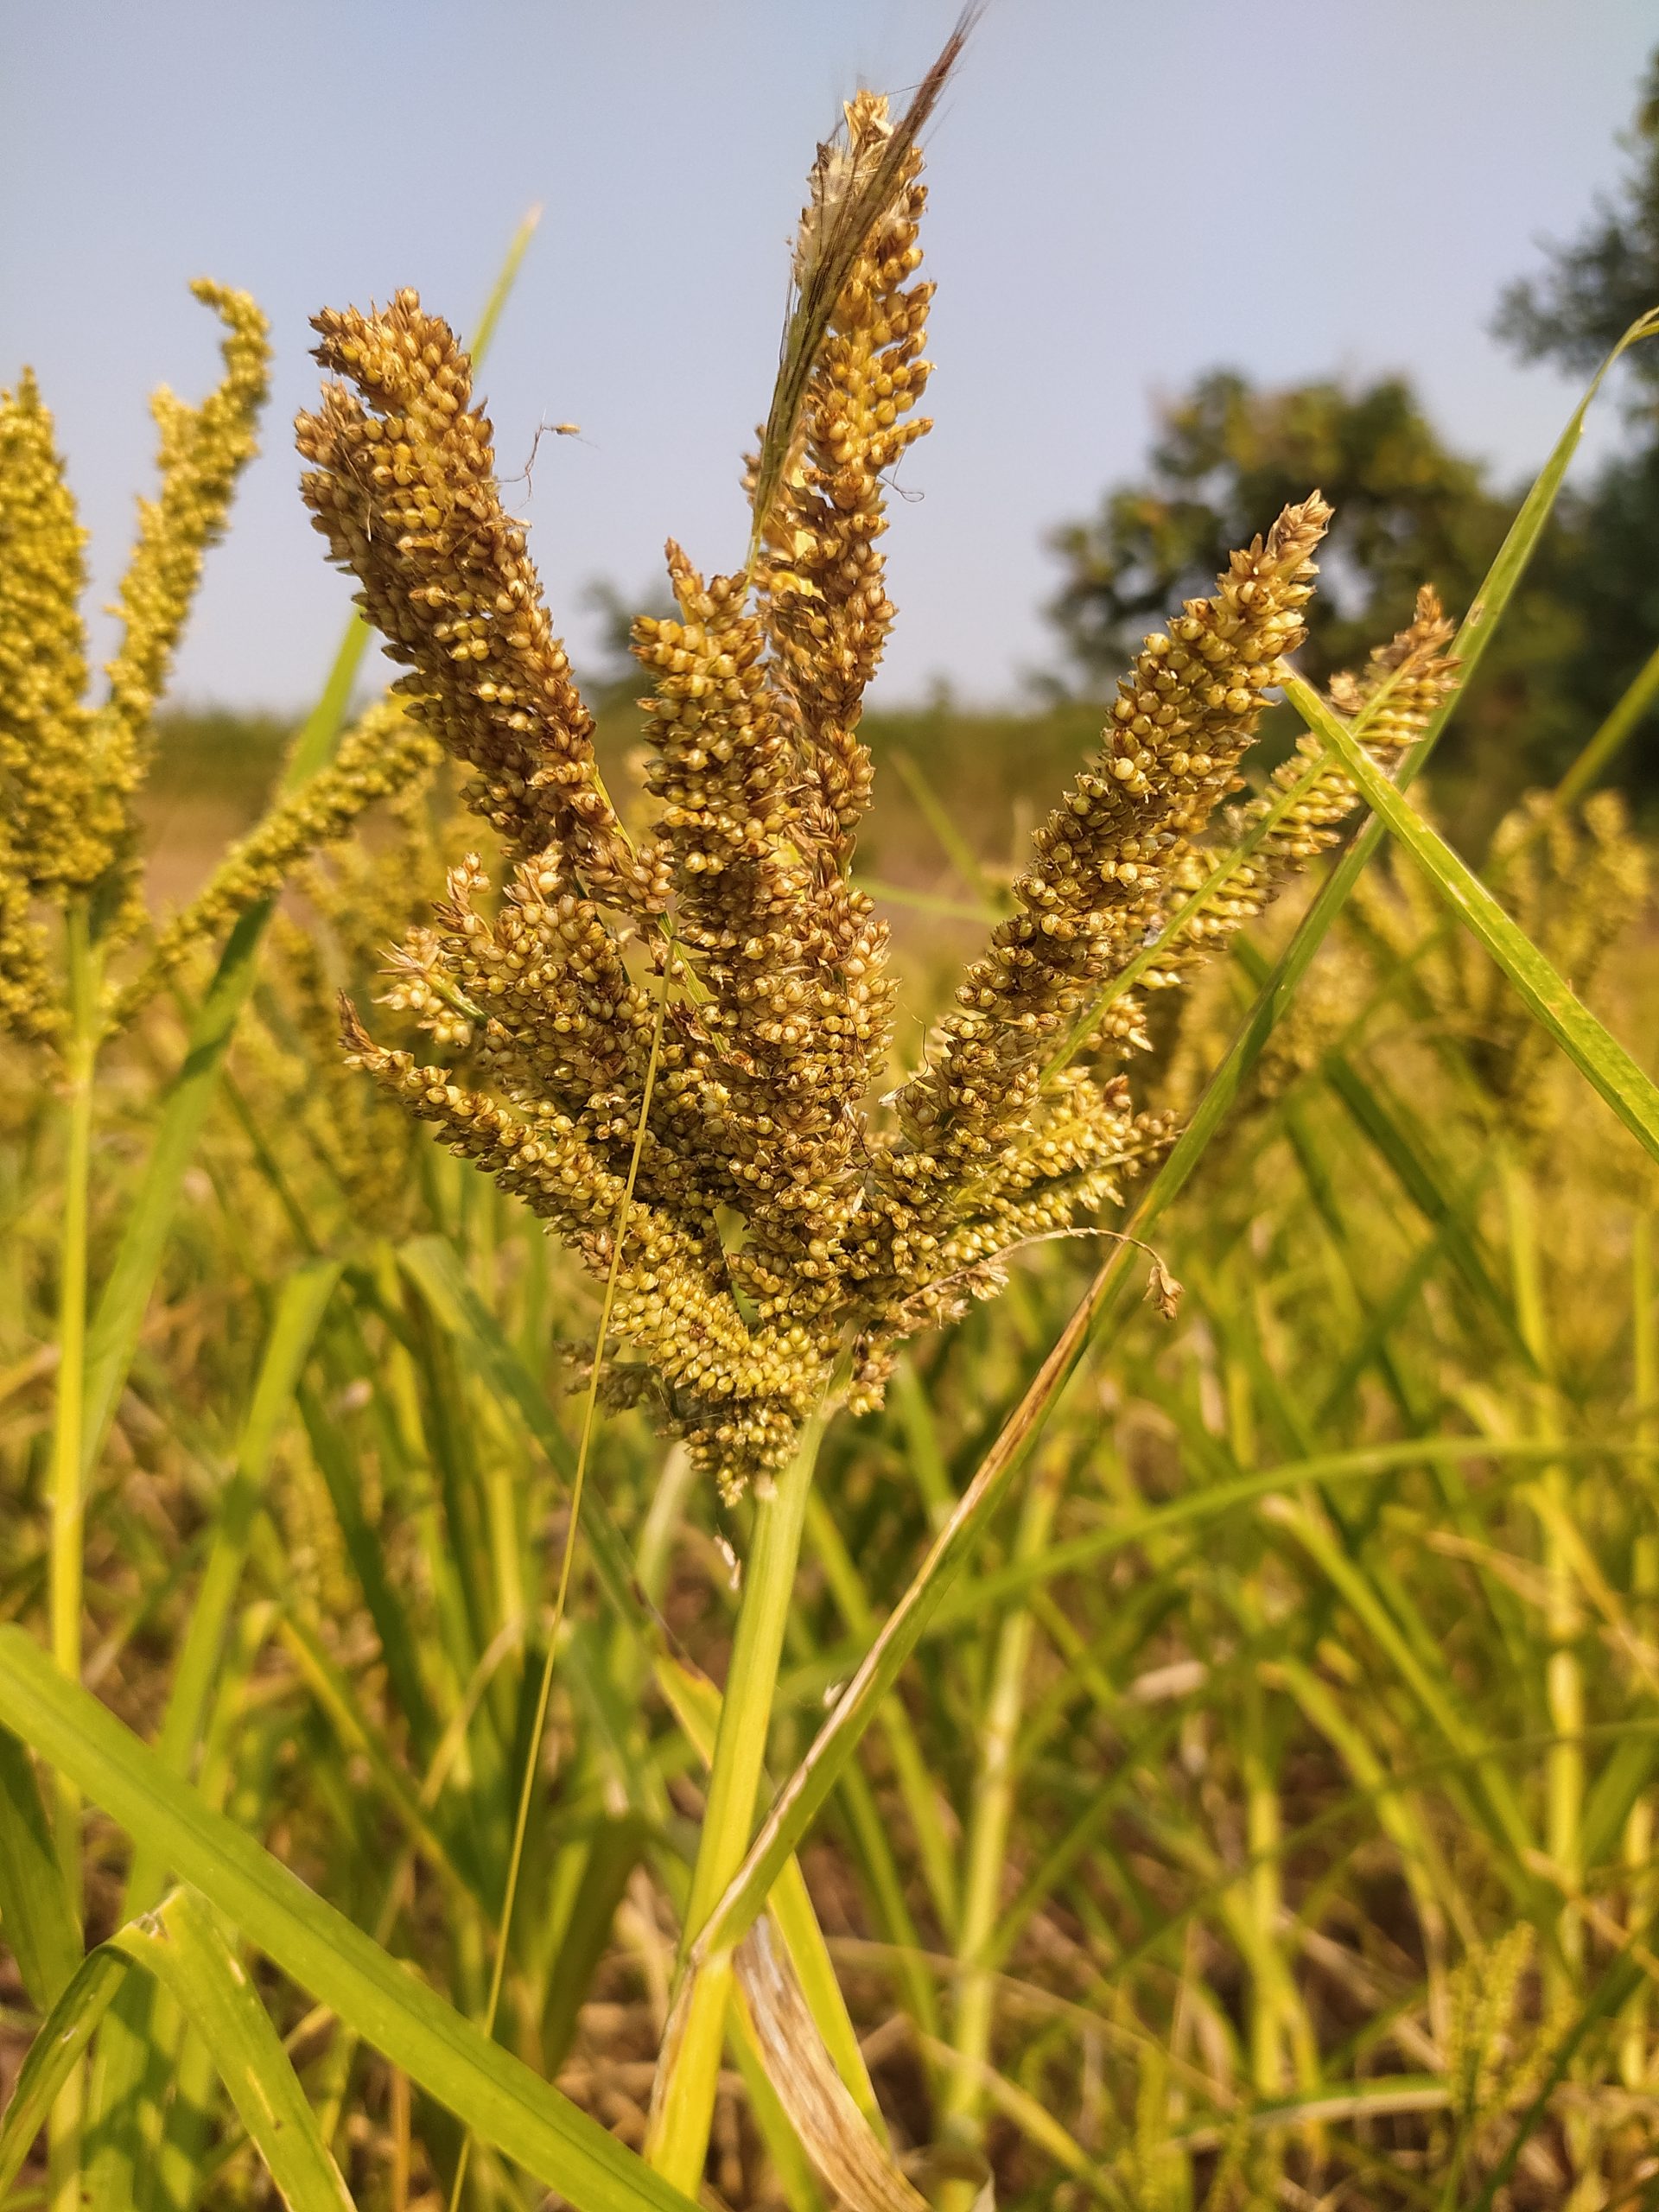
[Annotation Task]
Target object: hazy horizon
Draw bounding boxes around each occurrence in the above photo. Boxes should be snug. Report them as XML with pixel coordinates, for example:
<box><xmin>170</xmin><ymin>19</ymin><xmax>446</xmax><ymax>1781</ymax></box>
<box><xmin>3</xmin><ymin>1</ymin><xmax>1655</xmax><ymax>715</ymax></box>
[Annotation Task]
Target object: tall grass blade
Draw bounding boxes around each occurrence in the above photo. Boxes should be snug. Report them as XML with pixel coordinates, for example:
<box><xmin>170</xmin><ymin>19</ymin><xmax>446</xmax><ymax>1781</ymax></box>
<box><xmin>1554</xmin><ymin>634</ymin><xmax>1659</xmax><ymax>809</ymax></box>
<box><xmin>462</xmin><ymin>202</ymin><xmax>543</xmax><ymax>377</ymax></box>
<box><xmin>644</xmin><ymin>1408</ymin><xmax>831</xmax><ymax>2190</ymax></box>
<box><xmin>1428</xmin><ymin>306</ymin><xmax>1659</xmax><ymax>724</ymax></box>
<box><xmin>0</xmin><ymin>1950</ymin><xmax>132</xmax><ymax>2197</ymax></box>
<box><xmin>653</xmin><ymin>1654</ymin><xmax>887</xmax><ymax>2136</ymax></box>
<box><xmin>446</xmin><ymin>955</ymin><xmax>669</xmax><ymax>2212</ymax></box>
<box><xmin>114</xmin><ymin>1888</ymin><xmax>355</xmax><ymax>2212</ymax></box>
<box><xmin>734</xmin><ymin>1917</ymin><xmax>927</xmax><ymax>2212</ymax></box>
<box><xmin>296</xmin><ymin>1376</ymin><xmax>436</xmax><ymax>1756</ymax></box>
<box><xmin>83</xmin><ymin>1262</ymin><xmax>340</xmax><ymax>2212</ymax></box>
<box><xmin>0</xmin><ymin>1629</ymin><xmax>700</xmax><ymax>2212</ymax></box>
<box><xmin>0</xmin><ymin>1726</ymin><xmax>82</xmax><ymax>2012</ymax></box>
<box><xmin>1288</xmin><ymin>672</ymin><xmax>1659</xmax><ymax>1163</ymax></box>
<box><xmin>79</xmin><ymin>209</ymin><xmax>543</xmax><ymax>1478</ymax></box>
<box><xmin>129</xmin><ymin>1259</ymin><xmax>340</xmax><ymax>1910</ymax></box>
<box><xmin>691</xmin><ymin>1424</ymin><xmax>1632</xmax><ymax>1965</ymax></box>
<box><xmin>936</xmin><ymin>1435</ymin><xmax>1600</xmax><ymax>1620</ymax></box>
<box><xmin>396</xmin><ymin>1234</ymin><xmax>655</xmax><ymax>1642</ymax></box>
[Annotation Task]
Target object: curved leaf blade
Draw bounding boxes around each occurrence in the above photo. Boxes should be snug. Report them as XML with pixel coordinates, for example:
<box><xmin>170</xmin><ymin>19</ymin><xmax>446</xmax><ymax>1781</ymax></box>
<box><xmin>0</xmin><ymin>1724</ymin><xmax>81</xmax><ymax>2012</ymax></box>
<box><xmin>114</xmin><ymin>1890</ymin><xmax>354</xmax><ymax>2212</ymax></box>
<box><xmin>0</xmin><ymin>1628</ymin><xmax>697</xmax><ymax>2212</ymax></box>
<box><xmin>0</xmin><ymin>1948</ymin><xmax>130</xmax><ymax>2197</ymax></box>
<box><xmin>1287</xmin><ymin>672</ymin><xmax>1659</xmax><ymax>1165</ymax></box>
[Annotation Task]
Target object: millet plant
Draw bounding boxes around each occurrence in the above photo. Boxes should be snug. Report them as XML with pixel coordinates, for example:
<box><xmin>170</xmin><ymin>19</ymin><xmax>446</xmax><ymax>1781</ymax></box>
<box><xmin>4</xmin><ymin>23</ymin><xmax>1659</xmax><ymax>2211</ymax></box>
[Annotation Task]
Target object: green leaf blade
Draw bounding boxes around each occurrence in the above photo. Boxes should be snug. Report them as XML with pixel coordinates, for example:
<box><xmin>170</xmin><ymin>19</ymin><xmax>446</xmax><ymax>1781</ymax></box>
<box><xmin>0</xmin><ymin>1725</ymin><xmax>82</xmax><ymax>2013</ymax></box>
<box><xmin>0</xmin><ymin>1628</ymin><xmax>699</xmax><ymax>2212</ymax></box>
<box><xmin>114</xmin><ymin>1890</ymin><xmax>355</xmax><ymax>2212</ymax></box>
<box><xmin>1287</xmin><ymin>672</ymin><xmax>1659</xmax><ymax>1166</ymax></box>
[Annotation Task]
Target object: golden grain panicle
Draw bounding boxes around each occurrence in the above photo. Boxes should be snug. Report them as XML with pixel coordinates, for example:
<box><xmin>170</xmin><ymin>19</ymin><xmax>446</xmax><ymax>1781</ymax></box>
<box><xmin>316</xmin><ymin>98</ymin><xmax>1377</xmax><ymax>1496</ymax></box>
<box><xmin>645</xmin><ymin>85</ymin><xmax>935</xmax><ymax>1303</ymax></box>
<box><xmin>884</xmin><ymin>497</ymin><xmax>1332</xmax><ymax>1171</ymax></box>
<box><xmin>1327</xmin><ymin>582</ymin><xmax>1459</xmax><ymax>744</ymax></box>
<box><xmin>1142</xmin><ymin>588</ymin><xmax>1462</xmax><ymax>1116</ymax></box>
<box><xmin>113</xmin><ymin>701</ymin><xmax>441</xmax><ymax>1026</ymax></box>
<box><xmin>321</xmin><ymin>380</ymin><xmax>1342</xmax><ymax>1490</ymax></box>
<box><xmin>0</xmin><ymin>284</ymin><xmax>269</xmax><ymax>1013</ymax></box>
<box><xmin>0</xmin><ymin>369</ymin><xmax>107</xmax><ymax>896</ymax></box>
<box><xmin>631</xmin><ymin>543</ymin><xmax>894</xmax><ymax>1295</ymax></box>
<box><xmin>340</xmin><ymin>1002</ymin><xmax>823</xmax><ymax>1495</ymax></box>
<box><xmin>296</xmin><ymin>293</ymin><xmax>665</xmax><ymax>913</ymax></box>
<box><xmin>0</xmin><ymin>823</ymin><xmax>62</xmax><ymax>1046</ymax></box>
<box><xmin>1154</xmin><ymin>583</ymin><xmax>1461</xmax><ymax>992</ymax></box>
<box><xmin>380</xmin><ymin>850</ymin><xmax>658</xmax><ymax>1108</ymax></box>
<box><xmin>822</xmin><ymin>499</ymin><xmax>1333</xmax><ymax>1400</ymax></box>
<box><xmin>760</xmin><ymin>88</ymin><xmax>934</xmax><ymax>854</ymax></box>
<box><xmin>98</xmin><ymin>283</ymin><xmax>270</xmax><ymax>822</ymax></box>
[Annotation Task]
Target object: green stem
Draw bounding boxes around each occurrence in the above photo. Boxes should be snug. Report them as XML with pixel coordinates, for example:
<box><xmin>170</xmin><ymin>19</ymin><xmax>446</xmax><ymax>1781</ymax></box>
<box><xmin>448</xmin><ymin>961</ymin><xmax>670</xmax><ymax>2212</ymax></box>
<box><xmin>938</xmin><ymin>1448</ymin><xmax>1065</xmax><ymax>2176</ymax></box>
<box><xmin>48</xmin><ymin>899</ymin><xmax>100</xmax><ymax>2212</ymax></box>
<box><xmin>1242</xmin><ymin>1678</ymin><xmax>1287</xmax><ymax>2100</ymax></box>
<box><xmin>644</xmin><ymin>1404</ymin><xmax>829</xmax><ymax>2194</ymax></box>
<box><xmin>1230</xmin><ymin>1646</ymin><xmax>1319</xmax><ymax>2125</ymax></box>
<box><xmin>1624</xmin><ymin>1209</ymin><xmax>1657</xmax><ymax>2088</ymax></box>
<box><xmin>1554</xmin><ymin>634</ymin><xmax>1659</xmax><ymax>810</ymax></box>
<box><xmin>805</xmin><ymin>1490</ymin><xmax>961</xmax><ymax>1941</ymax></box>
<box><xmin>1502</xmin><ymin>1151</ymin><xmax>1582</xmax><ymax>1978</ymax></box>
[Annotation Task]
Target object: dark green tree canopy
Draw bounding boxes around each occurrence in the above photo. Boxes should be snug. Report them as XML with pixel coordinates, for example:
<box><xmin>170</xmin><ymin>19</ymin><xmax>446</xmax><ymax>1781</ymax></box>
<box><xmin>1495</xmin><ymin>50</ymin><xmax>1659</xmax><ymax>391</ymax></box>
<box><xmin>1046</xmin><ymin>47</ymin><xmax>1659</xmax><ymax>813</ymax></box>
<box><xmin>1046</xmin><ymin>370</ymin><xmax>1510</xmax><ymax>686</ymax></box>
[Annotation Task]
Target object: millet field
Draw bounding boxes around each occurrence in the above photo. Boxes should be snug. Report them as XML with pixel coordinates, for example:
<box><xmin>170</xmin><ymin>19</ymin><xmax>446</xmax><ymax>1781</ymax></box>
<box><xmin>6</xmin><ymin>18</ymin><xmax>1659</xmax><ymax>2209</ymax></box>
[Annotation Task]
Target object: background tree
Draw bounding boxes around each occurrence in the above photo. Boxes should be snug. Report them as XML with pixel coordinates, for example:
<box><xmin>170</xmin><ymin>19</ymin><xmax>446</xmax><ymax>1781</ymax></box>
<box><xmin>1044</xmin><ymin>370</ymin><xmax>1580</xmax><ymax>820</ymax></box>
<box><xmin>1494</xmin><ymin>47</ymin><xmax>1659</xmax><ymax>788</ymax></box>
<box><xmin>1496</xmin><ymin>51</ymin><xmax>1659</xmax><ymax>389</ymax></box>
<box><xmin>1045</xmin><ymin>370</ymin><xmax>1506</xmax><ymax>684</ymax></box>
<box><xmin>1046</xmin><ymin>49</ymin><xmax>1659</xmax><ymax>816</ymax></box>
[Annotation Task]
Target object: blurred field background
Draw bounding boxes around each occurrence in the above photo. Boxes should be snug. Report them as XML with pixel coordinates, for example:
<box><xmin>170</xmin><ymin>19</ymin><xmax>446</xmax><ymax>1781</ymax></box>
<box><xmin>7</xmin><ymin>10</ymin><xmax>1659</xmax><ymax>2212</ymax></box>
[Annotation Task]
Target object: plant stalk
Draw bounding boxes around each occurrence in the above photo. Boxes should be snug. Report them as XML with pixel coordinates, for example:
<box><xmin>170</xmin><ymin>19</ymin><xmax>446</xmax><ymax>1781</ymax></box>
<box><xmin>938</xmin><ymin>1445</ymin><xmax>1064</xmax><ymax>2178</ymax></box>
<box><xmin>644</xmin><ymin>1402</ymin><xmax>829</xmax><ymax>2193</ymax></box>
<box><xmin>47</xmin><ymin>899</ymin><xmax>100</xmax><ymax>2212</ymax></box>
<box><xmin>1624</xmin><ymin>1207</ymin><xmax>1657</xmax><ymax>2088</ymax></box>
<box><xmin>448</xmin><ymin>957</ymin><xmax>670</xmax><ymax>2212</ymax></box>
<box><xmin>1503</xmin><ymin>1151</ymin><xmax>1583</xmax><ymax>1979</ymax></box>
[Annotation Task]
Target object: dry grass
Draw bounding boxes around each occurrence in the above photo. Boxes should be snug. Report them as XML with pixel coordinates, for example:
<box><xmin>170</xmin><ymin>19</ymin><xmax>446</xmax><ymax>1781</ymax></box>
<box><xmin>3</xmin><ymin>29</ymin><xmax>1659</xmax><ymax>2212</ymax></box>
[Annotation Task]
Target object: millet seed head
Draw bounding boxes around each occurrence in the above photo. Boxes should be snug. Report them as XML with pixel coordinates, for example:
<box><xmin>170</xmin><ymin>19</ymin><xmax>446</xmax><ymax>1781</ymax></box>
<box><xmin>318</xmin><ymin>99</ymin><xmax>1454</xmax><ymax>1495</ymax></box>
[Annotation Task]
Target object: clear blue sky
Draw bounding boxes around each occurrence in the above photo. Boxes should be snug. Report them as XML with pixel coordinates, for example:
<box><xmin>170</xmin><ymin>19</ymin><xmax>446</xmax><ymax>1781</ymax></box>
<box><xmin>3</xmin><ymin>2</ymin><xmax>1655</xmax><ymax>713</ymax></box>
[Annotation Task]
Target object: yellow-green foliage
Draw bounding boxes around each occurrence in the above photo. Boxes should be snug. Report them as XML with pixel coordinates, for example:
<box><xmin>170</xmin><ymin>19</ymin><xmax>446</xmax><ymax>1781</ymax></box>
<box><xmin>3</xmin><ymin>42</ymin><xmax>1659</xmax><ymax>2212</ymax></box>
<box><xmin>111</xmin><ymin>700</ymin><xmax>441</xmax><ymax>1027</ymax></box>
<box><xmin>97</xmin><ymin>284</ymin><xmax>270</xmax><ymax>815</ymax></box>
<box><xmin>0</xmin><ymin>283</ymin><xmax>272</xmax><ymax>1047</ymax></box>
<box><xmin>0</xmin><ymin>370</ymin><xmax>98</xmax><ymax>898</ymax></box>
